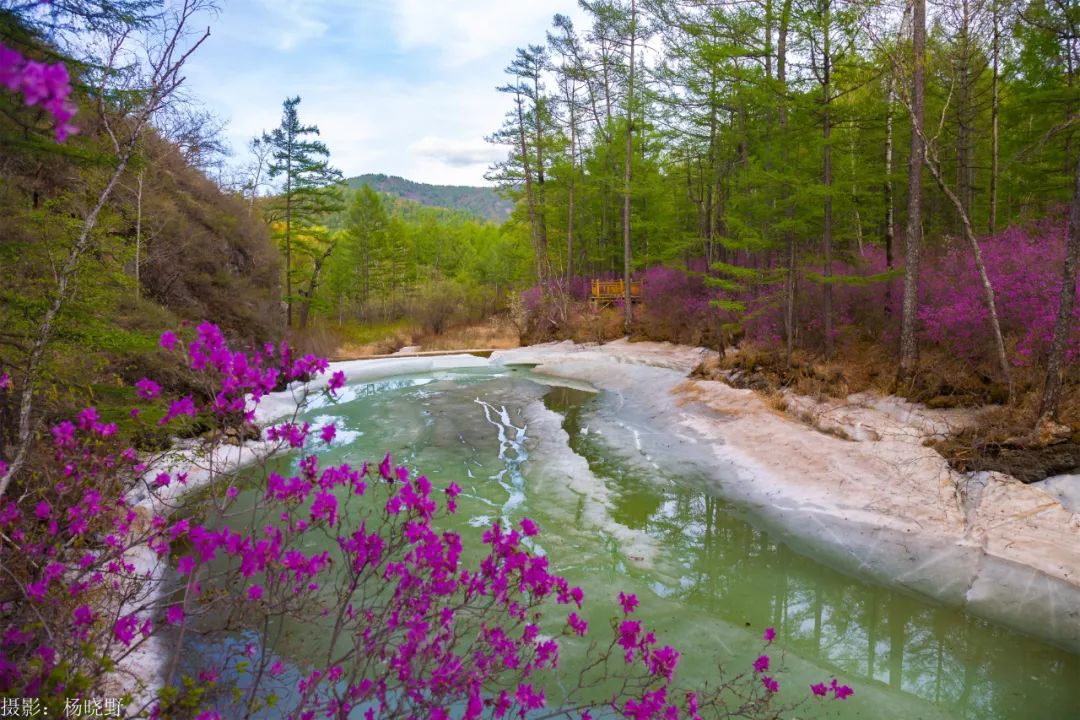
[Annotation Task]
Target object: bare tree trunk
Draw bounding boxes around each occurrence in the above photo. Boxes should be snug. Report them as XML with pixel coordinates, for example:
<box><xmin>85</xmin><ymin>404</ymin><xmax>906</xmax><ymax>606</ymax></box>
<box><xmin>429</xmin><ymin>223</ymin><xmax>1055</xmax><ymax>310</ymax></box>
<box><xmin>297</xmin><ymin>242</ymin><xmax>337</xmax><ymax>331</ymax></box>
<box><xmin>922</xmin><ymin>138</ymin><xmax>1013</xmax><ymax>397</ymax></box>
<box><xmin>285</xmin><ymin>144</ymin><xmax>293</xmax><ymax>327</ymax></box>
<box><xmin>989</xmin><ymin>1</ymin><xmax>1000</xmax><ymax>235</ymax></box>
<box><xmin>567</xmin><ymin>91</ymin><xmax>577</xmax><ymax>282</ymax></box>
<box><xmin>779</xmin><ymin>0</ymin><xmax>795</xmax><ymax>361</ymax></box>
<box><xmin>851</xmin><ymin>134</ymin><xmax>863</xmax><ymax>255</ymax></box>
<box><xmin>821</xmin><ymin>0</ymin><xmax>834</xmax><ymax>358</ymax></box>
<box><xmin>899</xmin><ymin>0</ymin><xmax>926</xmax><ymax>383</ymax></box>
<box><xmin>956</xmin><ymin>0</ymin><xmax>973</xmax><ymax>226</ymax></box>
<box><xmin>885</xmin><ymin>76</ymin><xmax>896</xmax><ymax>315</ymax></box>
<box><xmin>135</xmin><ymin>169</ymin><xmax>144</xmax><ymax>299</ymax></box>
<box><xmin>533</xmin><ymin>65</ymin><xmax>549</xmax><ymax>273</ymax></box>
<box><xmin>623</xmin><ymin>0</ymin><xmax>637</xmax><ymax>332</ymax></box>
<box><xmin>1038</xmin><ymin>151</ymin><xmax>1080</xmax><ymax>422</ymax></box>
<box><xmin>515</xmin><ymin>90</ymin><xmax>545</xmax><ymax>281</ymax></box>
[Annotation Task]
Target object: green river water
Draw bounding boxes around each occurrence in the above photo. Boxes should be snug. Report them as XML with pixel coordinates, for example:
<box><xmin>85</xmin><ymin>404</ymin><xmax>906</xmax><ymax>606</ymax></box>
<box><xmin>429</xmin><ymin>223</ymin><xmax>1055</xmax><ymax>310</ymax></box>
<box><xmin>180</xmin><ymin>367</ymin><xmax>1080</xmax><ymax>719</ymax></box>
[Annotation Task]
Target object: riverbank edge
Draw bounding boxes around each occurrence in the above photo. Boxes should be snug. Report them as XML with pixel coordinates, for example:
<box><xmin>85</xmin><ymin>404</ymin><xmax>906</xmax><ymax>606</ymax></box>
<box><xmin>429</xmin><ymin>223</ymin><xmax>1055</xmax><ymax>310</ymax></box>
<box><xmin>488</xmin><ymin>340</ymin><xmax>1080</xmax><ymax>654</ymax></box>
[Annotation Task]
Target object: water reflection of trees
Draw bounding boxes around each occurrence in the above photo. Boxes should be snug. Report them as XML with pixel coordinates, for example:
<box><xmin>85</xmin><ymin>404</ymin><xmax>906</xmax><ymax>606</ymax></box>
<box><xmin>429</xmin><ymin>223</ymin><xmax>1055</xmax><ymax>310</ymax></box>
<box><xmin>616</xmin><ymin>480</ymin><xmax>1079</xmax><ymax>719</ymax></box>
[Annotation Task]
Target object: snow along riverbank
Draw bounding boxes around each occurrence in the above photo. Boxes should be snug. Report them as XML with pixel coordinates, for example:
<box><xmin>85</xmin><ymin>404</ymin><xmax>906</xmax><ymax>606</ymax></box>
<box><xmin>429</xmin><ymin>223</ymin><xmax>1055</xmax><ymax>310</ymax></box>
<box><xmin>489</xmin><ymin>339</ymin><xmax>1080</xmax><ymax>653</ymax></box>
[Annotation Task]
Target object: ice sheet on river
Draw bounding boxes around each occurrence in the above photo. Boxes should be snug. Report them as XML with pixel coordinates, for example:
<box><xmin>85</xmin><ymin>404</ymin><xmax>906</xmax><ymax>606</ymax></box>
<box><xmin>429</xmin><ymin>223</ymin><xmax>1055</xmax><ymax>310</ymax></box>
<box><xmin>492</xmin><ymin>340</ymin><xmax>1080</xmax><ymax>652</ymax></box>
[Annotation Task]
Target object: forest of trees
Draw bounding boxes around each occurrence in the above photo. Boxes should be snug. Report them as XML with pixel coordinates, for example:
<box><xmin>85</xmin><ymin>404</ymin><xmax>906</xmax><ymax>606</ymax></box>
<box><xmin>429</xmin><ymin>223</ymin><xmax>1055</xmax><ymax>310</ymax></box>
<box><xmin>487</xmin><ymin>0</ymin><xmax>1079</xmax><ymax>426</ymax></box>
<box><xmin>244</xmin><ymin>99</ymin><xmax>532</xmax><ymax>336</ymax></box>
<box><xmin>1</xmin><ymin>0</ymin><xmax>1077</xmax><ymax>462</ymax></box>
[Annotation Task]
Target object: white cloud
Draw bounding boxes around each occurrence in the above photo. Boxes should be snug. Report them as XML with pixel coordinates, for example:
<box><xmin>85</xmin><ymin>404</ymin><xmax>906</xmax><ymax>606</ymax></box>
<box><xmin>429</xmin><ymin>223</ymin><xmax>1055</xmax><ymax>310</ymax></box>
<box><xmin>252</xmin><ymin>0</ymin><xmax>330</xmax><ymax>51</ymax></box>
<box><xmin>408</xmin><ymin>136</ymin><xmax>505</xmax><ymax>168</ymax></box>
<box><xmin>183</xmin><ymin>1</ymin><xmax>591</xmax><ymax>185</ymax></box>
<box><xmin>388</xmin><ymin>0</ymin><xmax>588</xmax><ymax>67</ymax></box>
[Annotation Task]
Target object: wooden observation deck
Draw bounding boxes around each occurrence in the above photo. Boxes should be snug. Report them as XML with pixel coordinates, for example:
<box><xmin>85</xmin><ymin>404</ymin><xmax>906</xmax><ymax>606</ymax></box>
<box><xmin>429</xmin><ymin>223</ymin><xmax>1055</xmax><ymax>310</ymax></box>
<box><xmin>590</xmin><ymin>279</ymin><xmax>643</xmax><ymax>307</ymax></box>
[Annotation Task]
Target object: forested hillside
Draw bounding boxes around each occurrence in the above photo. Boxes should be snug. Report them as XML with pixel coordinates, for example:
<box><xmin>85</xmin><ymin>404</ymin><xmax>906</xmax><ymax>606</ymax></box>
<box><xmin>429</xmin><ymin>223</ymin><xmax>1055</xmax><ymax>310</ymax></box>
<box><xmin>347</xmin><ymin>173</ymin><xmax>513</xmax><ymax>222</ymax></box>
<box><xmin>0</xmin><ymin>6</ymin><xmax>279</xmax><ymax>461</ymax></box>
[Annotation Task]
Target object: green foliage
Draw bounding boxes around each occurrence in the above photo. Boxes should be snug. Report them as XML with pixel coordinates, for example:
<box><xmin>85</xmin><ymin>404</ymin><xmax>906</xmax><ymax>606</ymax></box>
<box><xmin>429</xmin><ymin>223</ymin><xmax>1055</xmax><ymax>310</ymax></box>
<box><xmin>346</xmin><ymin>173</ymin><xmax>512</xmax><ymax>222</ymax></box>
<box><xmin>310</xmin><ymin>184</ymin><xmax>530</xmax><ymax>329</ymax></box>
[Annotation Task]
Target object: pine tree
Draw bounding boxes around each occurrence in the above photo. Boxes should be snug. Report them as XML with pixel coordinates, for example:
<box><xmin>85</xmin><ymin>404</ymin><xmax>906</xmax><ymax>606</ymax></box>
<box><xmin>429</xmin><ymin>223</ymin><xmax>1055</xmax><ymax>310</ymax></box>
<box><xmin>263</xmin><ymin>96</ymin><xmax>343</xmax><ymax>327</ymax></box>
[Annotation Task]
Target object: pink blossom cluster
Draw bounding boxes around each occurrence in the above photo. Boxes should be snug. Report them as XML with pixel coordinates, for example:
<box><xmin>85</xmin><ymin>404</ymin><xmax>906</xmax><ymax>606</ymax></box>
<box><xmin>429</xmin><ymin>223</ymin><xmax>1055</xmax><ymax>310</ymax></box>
<box><xmin>0</xmin><ymin>41</ymin><xmax>77</xmax><ymax>141</ymax></box>
<box><xmin>528</xmin><ymin>211</ymin><xmax>1076</xmax><ymax>368</ymax></box>
<box><xmin>919</xmin><ymin>214</ymin><xmax>1080</xmax><ymax>366</ymax></box>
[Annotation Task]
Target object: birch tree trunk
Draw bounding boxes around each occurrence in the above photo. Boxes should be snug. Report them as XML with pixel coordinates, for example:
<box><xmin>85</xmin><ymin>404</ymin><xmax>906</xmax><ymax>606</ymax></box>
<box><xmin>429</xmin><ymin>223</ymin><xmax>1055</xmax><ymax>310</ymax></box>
<box><xmin>899</xmin><ymin>0</ymin><xmax>926</xmax><ymax>383</ymax></box>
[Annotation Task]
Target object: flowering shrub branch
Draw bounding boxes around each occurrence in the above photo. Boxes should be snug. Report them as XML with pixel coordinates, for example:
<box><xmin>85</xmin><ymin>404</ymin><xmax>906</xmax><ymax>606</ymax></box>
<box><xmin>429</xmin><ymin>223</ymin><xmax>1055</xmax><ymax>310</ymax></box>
<box><xmin>0</xmin><ymin>40</ymin><xmax>78</xmax><ymax>141</ymax></box>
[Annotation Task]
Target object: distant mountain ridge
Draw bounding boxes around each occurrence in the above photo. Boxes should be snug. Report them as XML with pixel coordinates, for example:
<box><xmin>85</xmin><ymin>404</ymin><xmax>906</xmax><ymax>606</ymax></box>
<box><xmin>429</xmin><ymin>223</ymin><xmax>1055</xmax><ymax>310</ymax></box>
<box><xmin>346</xmin><ymin>173</ymin><xmax>512</xmax><ymax>223</ymax></box>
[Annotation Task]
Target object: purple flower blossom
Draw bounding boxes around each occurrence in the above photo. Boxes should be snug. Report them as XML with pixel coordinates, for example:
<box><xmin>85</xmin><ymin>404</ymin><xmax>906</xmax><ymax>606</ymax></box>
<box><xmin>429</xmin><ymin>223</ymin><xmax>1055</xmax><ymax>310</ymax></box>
<box><xmin>763</xmin><ymin>626</ymin><xmax>776</xmax><ymax>643</ymax></box>
<box><xmin>810</xmin><ymin>682</ymin><xmax>828</xmax><ymax>697</ymax></box>
<box><xmin>328</xmin><ymin>370</ymin><xmax>346</xmax><ymax>394</ymax></box>
<box><xmin>166</xmin><ymin>606</ymin><xmax>184</xmax><ymax>625</ymax></box>
<box><xmin>320</xmin><ymin>423</ymin><xmax>336</xmax><ymax>444</ymax></box>
<box><xmin>135</xmin><ymin>377</ymin><xmax>161</xmax><ymax>400</ymax></box>
<box><xmin>0</xmin><ymin>372</ymin><xmax>10</xmax><ymax>390</ymax></box>
<box><xmin>753</xmin><ymin>654</ymin><xmax>770</xmax><ymax>673</ymax></box>
<box><xmin>113</xmin><ymin>615</ymin><xmax>138</xmax><ymax>646</ymax></box>
<box><xmin>761</xmin><ymin>675</ymin><xmax>779</xmax><ymax>693</ymax></box>
<box><xmin>520</xmin><ymin>517</ymin><xmax>539</xmax><ymax>537</ymax></box>
<box><xmin>830</xmin><ymin>678</ymin><xmax>854</xmax><ymax>700</ymax></box>
<box><xmin>0</xmin><ymin>42</ymin><xmax>78</xmax><ymax>141</ymax></box>
<box><xmin>73</xmin><ymin>605</ymin><xmax>94</xmax><ymax>626</ymax></box>
<box><xmin>618</xmin><ymin>591</ymin><xmax>639</xmax><ymax>615</ymax></box>
<box><xmin>159</xmin><ymin>331</ymin><xmax>178</xmax><ymax>350</ymax></box>
<box><xmin>159</xmin><ymin>396</ymin><xmax>196</xmax><ymax>426</ymax></box>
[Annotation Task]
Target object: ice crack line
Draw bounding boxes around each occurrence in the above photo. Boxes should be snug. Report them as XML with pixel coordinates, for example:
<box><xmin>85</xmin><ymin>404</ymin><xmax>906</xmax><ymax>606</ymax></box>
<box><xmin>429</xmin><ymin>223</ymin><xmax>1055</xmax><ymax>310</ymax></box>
<box><xmin>475</xmin><ymin>398</ymin><xmax>529</xmax><ymax>521</ymax></box>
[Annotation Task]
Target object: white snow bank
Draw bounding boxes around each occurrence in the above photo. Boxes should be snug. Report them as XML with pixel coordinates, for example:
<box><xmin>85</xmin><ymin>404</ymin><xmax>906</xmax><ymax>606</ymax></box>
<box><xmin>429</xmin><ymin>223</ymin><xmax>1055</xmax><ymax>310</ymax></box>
<box><xmin>1036</xmin><ymin>473</ymin><xmax>1080</xmax><ymax>514</ymax></box>
<box><xmin>492</xmin><ymin>341</ymin><xmax>1080</xmax><ymax>652</ymax></box>
<box><xmin>254</xmin><ymin>354</ymin><xmax>491</xmax><ymax>423</ymax></box>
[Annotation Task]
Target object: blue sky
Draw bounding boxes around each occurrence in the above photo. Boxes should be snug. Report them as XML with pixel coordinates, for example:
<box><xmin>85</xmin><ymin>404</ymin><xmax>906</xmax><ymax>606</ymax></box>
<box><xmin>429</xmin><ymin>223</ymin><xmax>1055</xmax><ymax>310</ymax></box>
<box><xmin>182</xmin><ymin>0</ymin><xmax>587</xmax><ymax>186</ymax></box>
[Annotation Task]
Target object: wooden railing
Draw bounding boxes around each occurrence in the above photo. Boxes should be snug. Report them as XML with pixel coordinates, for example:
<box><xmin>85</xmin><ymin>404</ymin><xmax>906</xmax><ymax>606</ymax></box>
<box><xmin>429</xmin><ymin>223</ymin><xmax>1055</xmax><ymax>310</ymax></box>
<box><xmin>590</xmin><ymin>279</ymin><xmax>643</xmax><ymax>306</ymax></box>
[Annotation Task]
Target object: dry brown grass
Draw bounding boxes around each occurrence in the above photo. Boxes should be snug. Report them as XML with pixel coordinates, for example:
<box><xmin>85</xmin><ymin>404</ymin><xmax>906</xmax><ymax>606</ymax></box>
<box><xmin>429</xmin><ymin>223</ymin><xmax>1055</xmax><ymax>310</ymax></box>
<box><xmin>335</xmin><ymin>332</ymin><xmax>415</xmax><ymax>359</ymax></box>
<box><xmin>417</xmin><ymin>315</ymin><xmax>520</xmax><ymax>351</ymax></box>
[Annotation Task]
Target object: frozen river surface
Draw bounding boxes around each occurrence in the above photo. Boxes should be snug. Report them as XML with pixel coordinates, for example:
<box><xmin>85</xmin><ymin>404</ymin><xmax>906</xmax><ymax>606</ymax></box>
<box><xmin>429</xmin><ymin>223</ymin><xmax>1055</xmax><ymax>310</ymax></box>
<box><xmin>183</xmin><ymin>366</ymin><xmax>1080</xmax><ymax>719</ymax></box>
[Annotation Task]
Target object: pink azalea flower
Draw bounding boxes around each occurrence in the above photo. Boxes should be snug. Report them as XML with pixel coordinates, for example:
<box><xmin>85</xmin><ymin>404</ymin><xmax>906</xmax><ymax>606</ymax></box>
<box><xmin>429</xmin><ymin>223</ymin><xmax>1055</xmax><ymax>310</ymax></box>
<box><xmin>328</xmin><ymin>370</ymin><xmax>346</xmax><ymax>393</ymax></box>
<box><xmin>135</xmin><ymin>378</ymin><xmax>161</xmax><ymax>400</ymax></box>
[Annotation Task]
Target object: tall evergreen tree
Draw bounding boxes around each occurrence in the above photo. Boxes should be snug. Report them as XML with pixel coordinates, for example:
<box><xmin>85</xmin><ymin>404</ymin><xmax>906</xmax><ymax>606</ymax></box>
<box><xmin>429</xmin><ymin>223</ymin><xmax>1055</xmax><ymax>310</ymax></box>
<box><xmin>263</xmin><ymin>96</ymin><xmax>343</xmax><ymax>327</ymax></box>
